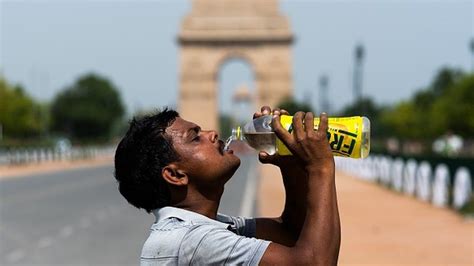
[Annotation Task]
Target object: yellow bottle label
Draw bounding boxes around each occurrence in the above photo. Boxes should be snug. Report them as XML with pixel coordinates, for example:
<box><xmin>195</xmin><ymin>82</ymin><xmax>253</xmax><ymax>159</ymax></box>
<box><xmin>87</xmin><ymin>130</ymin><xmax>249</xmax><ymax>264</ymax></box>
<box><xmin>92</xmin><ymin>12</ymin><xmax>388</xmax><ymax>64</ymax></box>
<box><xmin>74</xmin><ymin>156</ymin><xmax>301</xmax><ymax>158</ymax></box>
<box><xmin>276</xmin><ymin>115</ymin><xmax>364</xmax><ymax>158</ymax></box>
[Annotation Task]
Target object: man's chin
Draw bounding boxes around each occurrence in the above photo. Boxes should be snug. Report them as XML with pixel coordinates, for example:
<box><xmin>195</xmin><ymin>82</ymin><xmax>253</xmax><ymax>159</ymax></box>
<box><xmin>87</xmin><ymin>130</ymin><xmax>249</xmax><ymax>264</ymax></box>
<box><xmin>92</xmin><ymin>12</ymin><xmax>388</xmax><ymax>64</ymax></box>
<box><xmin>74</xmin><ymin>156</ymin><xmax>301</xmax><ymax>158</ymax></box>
<box><xmin>222</xmin><ymin>149</ymin><xmax>240</xmax><ymax>162</ymax></box>
<box><xmin>223</xmin><ymin>156</ymin><xmax>241</xmax><ymax>181</ymax></box>
<box><xmin>229</xmin><ymin>155</ymin><xmax>241</xmax><ymax>170</ymax></box>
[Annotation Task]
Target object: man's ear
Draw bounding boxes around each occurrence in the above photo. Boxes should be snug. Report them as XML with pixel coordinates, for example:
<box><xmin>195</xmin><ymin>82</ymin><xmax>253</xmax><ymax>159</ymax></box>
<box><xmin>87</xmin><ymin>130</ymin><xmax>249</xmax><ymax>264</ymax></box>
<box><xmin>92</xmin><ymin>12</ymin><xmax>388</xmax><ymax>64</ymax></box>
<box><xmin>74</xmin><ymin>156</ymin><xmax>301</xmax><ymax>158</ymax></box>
<box><xmin>162</xmin><ymin>164</ymin><xmax>188</xmax><ymax>186</ymax></box>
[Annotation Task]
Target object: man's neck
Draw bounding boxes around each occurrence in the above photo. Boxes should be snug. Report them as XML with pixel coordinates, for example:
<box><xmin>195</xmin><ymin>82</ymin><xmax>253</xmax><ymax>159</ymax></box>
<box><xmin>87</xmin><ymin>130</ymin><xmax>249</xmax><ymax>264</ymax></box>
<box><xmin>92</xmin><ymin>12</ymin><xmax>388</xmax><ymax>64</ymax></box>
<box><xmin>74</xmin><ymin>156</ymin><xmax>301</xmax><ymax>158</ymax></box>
<box><xmin>174</xmin><ymin>200</ymin><xmax>219</xmax><ymax>219</ymax></box>
<box><xmin>171</xmin><ymin>187</ymin><xmax>223</xmax><ymax>220</ymax></box>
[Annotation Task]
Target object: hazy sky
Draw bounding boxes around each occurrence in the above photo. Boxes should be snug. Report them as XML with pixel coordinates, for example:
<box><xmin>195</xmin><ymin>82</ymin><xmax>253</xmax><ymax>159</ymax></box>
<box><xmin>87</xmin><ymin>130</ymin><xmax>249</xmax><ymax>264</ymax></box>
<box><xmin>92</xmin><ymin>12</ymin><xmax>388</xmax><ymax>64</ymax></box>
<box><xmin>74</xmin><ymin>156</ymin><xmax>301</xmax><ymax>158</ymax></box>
<box><xmin>1</xmin><ymin>0</ymin><xmax>473</xmax><ymax>116</ymax></box>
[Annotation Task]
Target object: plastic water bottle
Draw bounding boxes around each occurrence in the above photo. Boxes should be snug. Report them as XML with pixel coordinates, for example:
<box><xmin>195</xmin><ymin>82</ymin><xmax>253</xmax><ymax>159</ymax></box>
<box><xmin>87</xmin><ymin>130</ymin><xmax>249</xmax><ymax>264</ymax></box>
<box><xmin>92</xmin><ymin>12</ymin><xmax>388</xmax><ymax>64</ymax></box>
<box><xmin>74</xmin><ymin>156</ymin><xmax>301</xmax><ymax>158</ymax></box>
<box><xmin>225</xmin><ymin>115</ymin><xmax>370</xmax><ymax>159</ymax></box>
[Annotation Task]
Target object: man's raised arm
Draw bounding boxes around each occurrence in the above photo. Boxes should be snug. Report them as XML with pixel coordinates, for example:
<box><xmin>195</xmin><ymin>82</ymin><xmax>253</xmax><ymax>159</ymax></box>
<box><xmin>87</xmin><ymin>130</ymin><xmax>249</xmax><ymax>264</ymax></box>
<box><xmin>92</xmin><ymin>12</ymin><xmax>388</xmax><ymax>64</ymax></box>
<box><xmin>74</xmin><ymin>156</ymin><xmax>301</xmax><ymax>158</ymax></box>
<box><xmin>259</xmin><ymin>112</ymin><xmax>341</xmax><ymax>265</ymax></box>
<box><xmin>254</xmin><ymin>107</ymin><xmax>309</xmax><ymax>246</ymax></box>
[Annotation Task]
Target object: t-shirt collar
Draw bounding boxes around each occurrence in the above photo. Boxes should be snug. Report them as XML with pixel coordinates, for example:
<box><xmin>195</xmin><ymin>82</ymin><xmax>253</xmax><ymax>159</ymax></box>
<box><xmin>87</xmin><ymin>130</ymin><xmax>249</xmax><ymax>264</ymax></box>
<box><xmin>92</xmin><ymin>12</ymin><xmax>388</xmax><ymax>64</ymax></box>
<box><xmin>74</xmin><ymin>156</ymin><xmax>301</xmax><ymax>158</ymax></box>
<box><xmin>153</xmin><ymin>207</ymin><xmax>230</xmax><ymax>229</ymax></box>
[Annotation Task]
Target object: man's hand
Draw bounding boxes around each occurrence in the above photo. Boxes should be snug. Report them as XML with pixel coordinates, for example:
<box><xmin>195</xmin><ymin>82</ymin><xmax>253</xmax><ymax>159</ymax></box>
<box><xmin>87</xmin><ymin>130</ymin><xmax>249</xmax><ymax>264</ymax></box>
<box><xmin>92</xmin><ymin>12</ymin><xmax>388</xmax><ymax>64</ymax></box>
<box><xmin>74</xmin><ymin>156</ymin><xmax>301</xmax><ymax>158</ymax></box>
<box><xmin>253</xmin><ymin>106</ymin><xmax>304</xmax><ymax>173</ymax></box>
<box><xmin>272</xmin><ymin>111</ymin><xmax>334</xmax><ymax>174</ymax></box>
<box><xmin>254</xmin><ymin>106</ymin><xmax>308</xmax><ymax>246</ymax></box>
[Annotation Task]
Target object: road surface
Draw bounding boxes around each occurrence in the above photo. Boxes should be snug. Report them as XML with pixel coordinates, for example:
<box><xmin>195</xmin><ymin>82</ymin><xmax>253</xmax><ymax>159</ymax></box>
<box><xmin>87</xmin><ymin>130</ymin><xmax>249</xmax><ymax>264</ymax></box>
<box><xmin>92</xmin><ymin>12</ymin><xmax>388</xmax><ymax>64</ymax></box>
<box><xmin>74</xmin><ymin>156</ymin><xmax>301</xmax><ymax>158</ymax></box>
<box><xmin>0</xmin><ymin>154</ymin><xmax>258</xmax><ymax>265</ymax></box>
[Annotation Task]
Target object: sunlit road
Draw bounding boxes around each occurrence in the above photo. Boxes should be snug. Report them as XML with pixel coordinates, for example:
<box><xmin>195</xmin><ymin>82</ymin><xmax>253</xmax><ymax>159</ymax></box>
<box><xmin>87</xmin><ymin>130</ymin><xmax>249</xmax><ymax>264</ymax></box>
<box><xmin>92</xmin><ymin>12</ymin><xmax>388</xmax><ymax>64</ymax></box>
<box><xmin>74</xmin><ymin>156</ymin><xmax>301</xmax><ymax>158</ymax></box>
<box><xmin>0</xmin><ymin>154</ymin><xmax>257</xmax><ymax>265</ymax></box>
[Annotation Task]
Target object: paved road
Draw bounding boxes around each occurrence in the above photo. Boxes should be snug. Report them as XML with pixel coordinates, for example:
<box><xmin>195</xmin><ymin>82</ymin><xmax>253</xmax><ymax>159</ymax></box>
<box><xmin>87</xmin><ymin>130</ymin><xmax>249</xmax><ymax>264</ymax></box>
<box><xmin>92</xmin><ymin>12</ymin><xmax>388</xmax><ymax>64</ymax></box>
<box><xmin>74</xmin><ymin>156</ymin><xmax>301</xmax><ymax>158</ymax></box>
<box><xmin>0</xmin><ymin>154</ymin><xmax>258</xmax><ymax>265</ymax></box>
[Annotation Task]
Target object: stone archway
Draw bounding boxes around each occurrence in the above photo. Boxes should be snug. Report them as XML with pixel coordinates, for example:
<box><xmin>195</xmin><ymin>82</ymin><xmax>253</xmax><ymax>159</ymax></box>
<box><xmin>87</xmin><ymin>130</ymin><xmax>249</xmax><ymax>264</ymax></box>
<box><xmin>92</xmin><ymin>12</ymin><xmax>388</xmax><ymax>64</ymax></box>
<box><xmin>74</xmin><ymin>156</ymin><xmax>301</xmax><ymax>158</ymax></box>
<box><xmin>178</xmin><ymin>0</ymin><xmax>294</xmax><ymax>130</ymax></box>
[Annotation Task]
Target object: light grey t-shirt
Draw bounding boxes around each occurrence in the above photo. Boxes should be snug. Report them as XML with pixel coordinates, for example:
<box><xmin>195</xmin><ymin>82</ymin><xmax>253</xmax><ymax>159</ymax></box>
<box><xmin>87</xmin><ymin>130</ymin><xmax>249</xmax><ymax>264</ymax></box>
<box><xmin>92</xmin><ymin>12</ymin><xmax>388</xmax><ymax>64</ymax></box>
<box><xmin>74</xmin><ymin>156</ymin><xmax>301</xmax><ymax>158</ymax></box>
<box><xmin>140</xmin><ymin>207</ymin><xmax>270</xmax><ymax>266</ymax></box>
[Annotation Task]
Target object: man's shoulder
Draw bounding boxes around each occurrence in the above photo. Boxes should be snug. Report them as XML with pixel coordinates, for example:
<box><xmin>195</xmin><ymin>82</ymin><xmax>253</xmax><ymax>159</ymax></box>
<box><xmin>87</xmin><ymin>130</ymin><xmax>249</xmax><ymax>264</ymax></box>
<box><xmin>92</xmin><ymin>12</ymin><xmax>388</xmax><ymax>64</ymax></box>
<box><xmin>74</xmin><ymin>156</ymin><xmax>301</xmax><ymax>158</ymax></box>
<box><xmin>141</xmin><ymin>217</ymin><xmax>229</xmax><ymax>261</ymax></box>
<box><xmin>141</xmin><ymin>213</ymin><xmax>228</xmax><ymax>250</ymax></box>
<box><xmin>141</xmin><ymin>217</ymin><xmax>189</xmax><ymax>257</ymax></box>
<box><xmin>144</xmin><ymin>216</ymin><xmax>230</xmax><ymax>246</ymax></box>
<box><xmin>141</xmin><ymin>208</ymin><xmax>269</xmax><ymax>265</ymax></box>
<box><xmin>151</xmin><ymin>215</ymin><xmax>192</xmax><ymax>231</ymax></box>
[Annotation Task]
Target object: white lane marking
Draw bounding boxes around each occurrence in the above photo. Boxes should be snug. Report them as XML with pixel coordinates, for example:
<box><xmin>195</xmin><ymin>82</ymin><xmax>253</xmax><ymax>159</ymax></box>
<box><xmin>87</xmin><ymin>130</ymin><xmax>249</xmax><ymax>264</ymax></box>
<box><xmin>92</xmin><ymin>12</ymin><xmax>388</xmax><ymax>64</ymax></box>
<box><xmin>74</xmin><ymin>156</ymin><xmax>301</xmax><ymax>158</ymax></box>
<box><xmin>239</xmin><ymin>162</ymin><xmax>258</xmax><ymax>217</ymax></box>
<box><xmin>79</xmin><ymin>217</ymin><xmax>91</xmax><ymax>228</ymax></box>
<box><xmin>37</xmin><ymin>236</ymin><xmax>54</xmax><ymax>248</ymax></box>
<box><xmin>6</xmin><ymin>249</ymin><xmax>25</xmax><ymax>263</ymax></box>
<box><xmin>59</xmin><ymin>225</ymin><xmax>74</xmax><ymax>238</ymax></box>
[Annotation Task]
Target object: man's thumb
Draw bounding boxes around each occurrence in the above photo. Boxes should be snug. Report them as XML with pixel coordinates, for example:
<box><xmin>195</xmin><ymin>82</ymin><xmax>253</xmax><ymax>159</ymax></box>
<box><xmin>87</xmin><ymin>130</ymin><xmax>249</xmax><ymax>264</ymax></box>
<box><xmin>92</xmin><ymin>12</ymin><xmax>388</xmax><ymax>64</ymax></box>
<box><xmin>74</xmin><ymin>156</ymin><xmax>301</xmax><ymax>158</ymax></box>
<box><xmin>258</xmin><ymin>151</ymin><xmax>277</xmax><ymax>164</ymax></box>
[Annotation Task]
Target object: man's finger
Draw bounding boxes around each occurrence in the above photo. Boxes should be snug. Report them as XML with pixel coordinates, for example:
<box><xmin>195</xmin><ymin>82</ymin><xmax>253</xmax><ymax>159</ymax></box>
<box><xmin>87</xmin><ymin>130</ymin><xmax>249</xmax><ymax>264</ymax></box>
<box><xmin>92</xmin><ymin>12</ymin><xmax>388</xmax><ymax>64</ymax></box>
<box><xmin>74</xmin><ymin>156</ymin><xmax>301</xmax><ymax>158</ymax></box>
<box><xmin>261</xmin><ymin>106</ymin><xmax>271</xmax><ymax>115</ymax></box>
<box><xmin>258</xmin><ymin>151</ymin><xmax>279</xmax><ymax>164</ymax></box>
<box><xmin>305</xmin><ymin>112</ymin><xmax>314</xmax><ymax>135</ymax></box>
<box><xmin>253</xmin><ymin>111</ymin><xmax>262</xmax><ymax>119</ymax></box>
<box><xmin>272</xmin><ymin>114</ymin><xmax>293</xmax><ymax>146</ymax></box>
<box><xmin>293</xmin><ymin>112</ymin><xmax>305</xmax><ymax>141</ymax></box>
<box><xmin>318</xmin><ymin>112</ymin><xmax>329</xmax><ymax>135</ymax></box>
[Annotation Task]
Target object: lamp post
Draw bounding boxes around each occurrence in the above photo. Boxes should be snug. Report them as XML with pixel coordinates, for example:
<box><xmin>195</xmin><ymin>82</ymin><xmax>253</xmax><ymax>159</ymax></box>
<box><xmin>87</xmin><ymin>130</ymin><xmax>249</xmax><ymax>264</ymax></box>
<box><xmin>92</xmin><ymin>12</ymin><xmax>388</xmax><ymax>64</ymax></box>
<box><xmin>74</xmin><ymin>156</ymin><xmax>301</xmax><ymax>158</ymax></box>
<box><xmin>353</xmin><ymin>43</ymin><xmax>365</xmax><ymax>104</ymax></box>
<box><xmin>353</xmin><ymin>43</ymin><xmax>366</xmax><ymax>114</ymax></box>
<box><xmin>470</xmin><ymin>38</ymin><xmax>474</xmax><ymax>73</ymax></box>
<box><xmin>319</xmin><ymin>75</ymin><xmax>330</xmax><ymax>114</ymax></box>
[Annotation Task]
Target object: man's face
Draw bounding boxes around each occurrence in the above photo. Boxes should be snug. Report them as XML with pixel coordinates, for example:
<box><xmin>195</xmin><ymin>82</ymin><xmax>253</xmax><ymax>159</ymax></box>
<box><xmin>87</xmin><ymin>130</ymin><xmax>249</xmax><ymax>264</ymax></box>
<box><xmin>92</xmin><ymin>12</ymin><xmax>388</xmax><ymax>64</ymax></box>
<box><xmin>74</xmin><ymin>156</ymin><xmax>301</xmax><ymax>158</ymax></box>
<box><xmin>166</xmin><ymin>117</ymin><xmax>241</xmax><ymax>186</ymax></box>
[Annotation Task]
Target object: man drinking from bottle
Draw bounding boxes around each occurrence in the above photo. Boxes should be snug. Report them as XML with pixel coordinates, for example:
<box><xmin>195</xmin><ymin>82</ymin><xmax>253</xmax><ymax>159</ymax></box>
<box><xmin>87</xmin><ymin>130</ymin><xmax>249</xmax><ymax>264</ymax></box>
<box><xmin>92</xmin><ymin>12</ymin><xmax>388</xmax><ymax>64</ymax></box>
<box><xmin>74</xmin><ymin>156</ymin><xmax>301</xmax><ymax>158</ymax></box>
<box><xmin>114</xmin><ymin>106</ymin><xmax>341</xmax><ymax>265</ymax></box>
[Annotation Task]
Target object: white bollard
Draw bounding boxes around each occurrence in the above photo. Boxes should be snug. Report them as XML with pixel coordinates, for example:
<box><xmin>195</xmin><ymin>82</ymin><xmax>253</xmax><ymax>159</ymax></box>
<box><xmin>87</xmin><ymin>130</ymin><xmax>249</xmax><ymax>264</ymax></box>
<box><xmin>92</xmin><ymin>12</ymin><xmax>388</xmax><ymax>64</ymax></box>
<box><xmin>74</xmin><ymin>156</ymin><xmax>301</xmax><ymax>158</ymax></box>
<box><xmin>41</xmin><ymin>149</ymin><xmax>45</xmax><ymax>162</ymax></box>
<box><xmin>432</xmin><ymin>164</ymin><xmax>450</xmax><ymax>207</ymax></box>
<box><xmin>34</xmin><ymin>149</ymin><xmax>40</xmax><ymax>163</ymax></box>
<box><xmin>0</xmin><ymin>152</ymin><xmax>7</xmax><ymax>165</ymax></box>
<box><xmin>7</xmin><ymin>151</ymin><xmax>14</xmax><ymax>164</ymax></box>
<box><xmin>361</xmin><ymin>157</ymin><xmax>372</xmax><ymax>180</ymax></box>
<box><xmin>380</xmin><ymin>156</ymin><xmax>392</xmax><ymax>186</ymax></box>
<box><xmin>27</xmin><ymin>150</ymin><xmax>34</xmax><ymax>164</ymax></box>
<box><xmin>453</xmin><ymin>167</ymin><xmax>472</xmax><ymax>209</ymax></box>
<box><xmin>373</xmin><ymin>156</ymin><xmax>381</xmax><ymax>182</ymax></box>
<box><xmin>47</xmin><ymin>149</ymin><xmax>53</xmax><ymax>161</ymax></box>
<box><xmin>14</xmin><ymin>150</ymin><xmax>19</xmax><ymax>164</ymax></box>
<box><xmin>416</xmin><ymin>161</ymin><xmax>432</xmax><ymax>201</ymax></box>
<box><xmin>403</xmin><ymin>159</ymin><xmax>418</xmax><ymax>196</ymax></box>
<box><xmin>391</xmin><ymin>158</ymin><xmax>404</xmax><ymax>191</ymax></box>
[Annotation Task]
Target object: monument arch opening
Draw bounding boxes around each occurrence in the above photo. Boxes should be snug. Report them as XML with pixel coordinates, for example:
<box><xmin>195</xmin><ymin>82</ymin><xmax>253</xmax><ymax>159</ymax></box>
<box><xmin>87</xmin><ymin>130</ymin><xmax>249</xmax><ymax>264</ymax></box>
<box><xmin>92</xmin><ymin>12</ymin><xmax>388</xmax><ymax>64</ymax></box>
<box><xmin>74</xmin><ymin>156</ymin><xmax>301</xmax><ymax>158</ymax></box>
<box><xmin>218</xmin><ymin>57</ymin><xmax>255</xmax><ymax>136</ymax></box>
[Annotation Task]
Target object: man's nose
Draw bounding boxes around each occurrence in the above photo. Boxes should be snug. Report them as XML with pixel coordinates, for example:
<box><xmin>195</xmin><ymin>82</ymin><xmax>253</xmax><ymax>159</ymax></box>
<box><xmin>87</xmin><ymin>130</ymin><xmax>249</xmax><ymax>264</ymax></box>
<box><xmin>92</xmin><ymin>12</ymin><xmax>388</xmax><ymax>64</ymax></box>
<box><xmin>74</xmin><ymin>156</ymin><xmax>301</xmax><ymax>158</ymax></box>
<box><xmin>207</xmin><ymin>130</ymin><xmax>218</xmax><ymax>142</ymax></box>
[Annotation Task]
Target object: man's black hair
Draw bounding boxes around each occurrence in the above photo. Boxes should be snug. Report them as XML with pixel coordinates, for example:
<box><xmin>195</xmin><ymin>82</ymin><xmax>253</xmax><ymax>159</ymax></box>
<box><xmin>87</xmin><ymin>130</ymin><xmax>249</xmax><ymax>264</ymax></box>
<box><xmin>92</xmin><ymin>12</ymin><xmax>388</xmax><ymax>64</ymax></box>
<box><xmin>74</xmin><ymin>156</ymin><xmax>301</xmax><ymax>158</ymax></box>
<box><xmin>114</xmin><ymin>108</ymin><xmax>180</xmax><ymax>212</ymax></box>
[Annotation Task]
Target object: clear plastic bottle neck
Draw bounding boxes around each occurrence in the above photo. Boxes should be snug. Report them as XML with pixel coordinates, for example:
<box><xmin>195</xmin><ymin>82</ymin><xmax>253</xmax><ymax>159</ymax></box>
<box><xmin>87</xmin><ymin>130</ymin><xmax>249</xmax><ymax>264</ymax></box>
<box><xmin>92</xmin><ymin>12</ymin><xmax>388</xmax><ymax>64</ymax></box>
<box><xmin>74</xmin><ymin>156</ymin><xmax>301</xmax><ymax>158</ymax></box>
<box><xmin>231</xmin><ymin>126</ymin><xmax>243</xmax><ymax>141</ymax></box>
<box><xmin>224</xmin><ymin>126</ymin><xmax>243</xmax><ymax>151</ymax></box>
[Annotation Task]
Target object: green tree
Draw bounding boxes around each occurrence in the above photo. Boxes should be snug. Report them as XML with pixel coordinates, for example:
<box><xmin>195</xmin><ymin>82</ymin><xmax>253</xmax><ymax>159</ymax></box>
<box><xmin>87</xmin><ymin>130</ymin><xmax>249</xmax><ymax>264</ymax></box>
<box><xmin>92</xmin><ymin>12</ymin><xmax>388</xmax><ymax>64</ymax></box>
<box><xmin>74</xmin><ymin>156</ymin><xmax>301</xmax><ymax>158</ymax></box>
<box><xmin>430</xmin><ymin>74</ymin><xmax>474</xmax><ymax>137</ymax></box>
<box><xmin>0</xmin><ymin>77</ymin><xmax>45</xmax><ymax>138</ymax></box>
<box><xmin>339</xmin><ymin>97</ymin><xmax>393</xmax><ymax>138</ymax></box>
<box><xmin>412</xmin><ymin>67</ymin><xmax>464</xmax><ymax>110</ymax></box>
<box><xmin>413</xmin><ymin>89</ymin><xmax>435</xmax><ymax>109</ymax></box>
<box><xmin>379</xmin><ymin>101</ymin><xmax>423</xmax><ymax>139</ymax></box>
<box><xmin>339</xmin><ymin>97</ymin><xmax>380</xmax><ymax>117</ymax></box>
<box><xmin>377</xmin><ymin>69</ymin><xmax>471</xmax><ymax>141</ymax></box>
<box><xmin>430</xmin><ymin>67</ymin><xmax>464</xmax><ymax>97</ymax></box>
<box><xmin>51</xmin><ymin>73</ymin><xmax>125</xmax><ymax>142</ymax></box>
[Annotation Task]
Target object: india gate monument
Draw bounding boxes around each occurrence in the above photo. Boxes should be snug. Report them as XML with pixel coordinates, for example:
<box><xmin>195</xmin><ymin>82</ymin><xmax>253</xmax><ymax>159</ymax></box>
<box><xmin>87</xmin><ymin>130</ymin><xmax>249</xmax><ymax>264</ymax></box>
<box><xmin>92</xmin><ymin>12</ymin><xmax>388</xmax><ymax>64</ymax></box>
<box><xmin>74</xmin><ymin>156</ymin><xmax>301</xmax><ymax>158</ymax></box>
<box><xmin>178</xmin><ymin>0</ymin><xmax>294</xmax><ymax>130</ymax></box>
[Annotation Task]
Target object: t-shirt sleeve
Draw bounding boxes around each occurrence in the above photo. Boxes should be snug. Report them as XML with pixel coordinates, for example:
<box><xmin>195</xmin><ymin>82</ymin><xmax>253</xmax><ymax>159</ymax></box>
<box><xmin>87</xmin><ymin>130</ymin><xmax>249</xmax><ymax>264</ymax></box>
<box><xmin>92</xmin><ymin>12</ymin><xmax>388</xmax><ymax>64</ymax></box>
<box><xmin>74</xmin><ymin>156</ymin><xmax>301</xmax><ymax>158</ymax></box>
<box><xmin>216</xmin><ymin>213</ymin><xmax>257</xmax><ymax>237</ymax></box>
<box><xmin>178</xmin><ymin>224</ymin><xmax>270</xmax><ymax>266</ymax></box>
